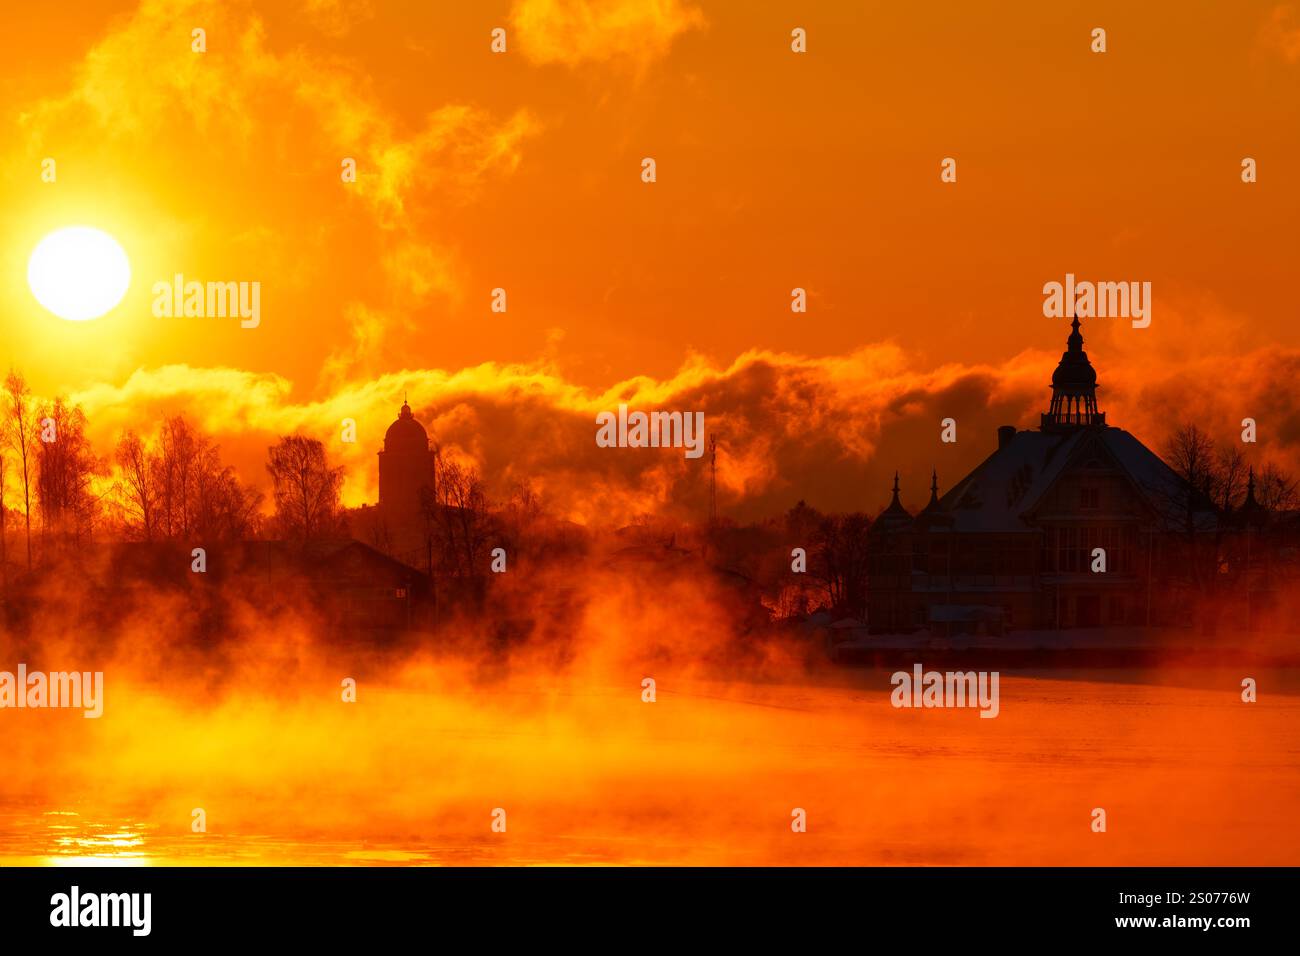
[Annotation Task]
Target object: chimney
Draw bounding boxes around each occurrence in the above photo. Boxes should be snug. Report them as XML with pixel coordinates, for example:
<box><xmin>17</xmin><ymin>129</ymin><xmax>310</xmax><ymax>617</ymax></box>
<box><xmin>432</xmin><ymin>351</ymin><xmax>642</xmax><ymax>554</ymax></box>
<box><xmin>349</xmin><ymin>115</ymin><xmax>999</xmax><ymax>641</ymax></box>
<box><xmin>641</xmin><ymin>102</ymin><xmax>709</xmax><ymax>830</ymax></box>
<box><xmin>998</xmin><ymin>425</ymin><xmax>1016</xmax><ymax>449</ymax></box>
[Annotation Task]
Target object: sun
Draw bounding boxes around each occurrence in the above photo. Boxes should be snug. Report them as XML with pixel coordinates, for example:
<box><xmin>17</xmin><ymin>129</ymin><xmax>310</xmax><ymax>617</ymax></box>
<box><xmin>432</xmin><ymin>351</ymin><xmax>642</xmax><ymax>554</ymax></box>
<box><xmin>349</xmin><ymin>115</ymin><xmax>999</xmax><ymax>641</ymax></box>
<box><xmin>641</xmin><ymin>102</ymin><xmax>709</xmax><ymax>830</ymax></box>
<box><xmin>27</xmin><ymin>225</ymin><xmax>131</xmax><ymax>322</ymax></box>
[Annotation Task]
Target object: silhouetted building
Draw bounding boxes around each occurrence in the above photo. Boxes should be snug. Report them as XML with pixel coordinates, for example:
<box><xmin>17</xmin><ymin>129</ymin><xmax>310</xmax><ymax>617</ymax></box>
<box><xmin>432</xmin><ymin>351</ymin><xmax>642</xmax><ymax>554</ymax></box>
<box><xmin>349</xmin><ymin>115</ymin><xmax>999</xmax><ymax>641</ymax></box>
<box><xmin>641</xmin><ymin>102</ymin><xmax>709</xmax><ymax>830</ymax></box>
<box><xmin>866</xmin><ymin>473</ymin><xmax>914</xmax><ymax>633</ymax></box>
<box><xmin>379</xmin><ymin>399</ymin><xmax>437</xmax><ymax>529</ymax></box>
<box><xmin>869</xmin><ymin>318</ymin><xmax>1198</xmax><ymax>635</ymax></box>
<box><xmin>93</xmin><ymin>539</ymin><xmax>432</xmax><ymax>638</ymax></box>
<box><xmin>351</xmin><ymin>399</ymin><xmax>439</xmax><ymax>569</ymax></box>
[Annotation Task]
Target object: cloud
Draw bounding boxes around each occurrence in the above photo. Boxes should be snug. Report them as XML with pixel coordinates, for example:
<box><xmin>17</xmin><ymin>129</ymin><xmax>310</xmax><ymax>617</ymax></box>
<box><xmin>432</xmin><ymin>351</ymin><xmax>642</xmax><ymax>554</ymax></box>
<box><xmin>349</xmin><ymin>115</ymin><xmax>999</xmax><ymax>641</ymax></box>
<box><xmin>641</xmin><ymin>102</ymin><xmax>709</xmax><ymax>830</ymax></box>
<box><xmin>64</xmin><ymin>329</ymin><xmax>1300</xmax><ymax>531</ymax></box>
<box><xmin>63</xmin><ymin>344</ymin><xmax>1040</xmax><ymax>525</ymax></box>
<box><xmin>1260</xmin><ymin>4</ymin><xmax>1300</xmax><ymax>62</ymax></box>
<box><xmin>21</xmin><ymin>0</ymin><xmax>535</xmax><ymax>193</ymax></box>
<box><xmin>300</xmin><ymin>0</ymin><xmax>374</xmax><ymax>38</ymax></box>
<box><xmin>510</xmin><ymin>0</ymin><xmax>705</xmax><ymax>69</ymax></box>
<box><xmin>11</xmin><ymin>0</ymin><xmax>537</xmax><ymax>374</ymax></box>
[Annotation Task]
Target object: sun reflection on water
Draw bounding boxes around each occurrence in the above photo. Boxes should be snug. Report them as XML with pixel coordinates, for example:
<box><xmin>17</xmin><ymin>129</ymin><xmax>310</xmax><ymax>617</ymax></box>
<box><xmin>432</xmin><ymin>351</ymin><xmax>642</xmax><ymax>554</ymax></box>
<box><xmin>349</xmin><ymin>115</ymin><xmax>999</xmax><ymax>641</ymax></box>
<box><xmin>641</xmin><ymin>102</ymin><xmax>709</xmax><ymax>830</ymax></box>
<box><xmin>5</xmin><ymin>672</ymin><xmax>1300</xmax><ymax>867</ymax></box>
<box><xmin>26</xmin><ymin>812</ymin><xmax>153</xmax><ymax>867</ymax></box>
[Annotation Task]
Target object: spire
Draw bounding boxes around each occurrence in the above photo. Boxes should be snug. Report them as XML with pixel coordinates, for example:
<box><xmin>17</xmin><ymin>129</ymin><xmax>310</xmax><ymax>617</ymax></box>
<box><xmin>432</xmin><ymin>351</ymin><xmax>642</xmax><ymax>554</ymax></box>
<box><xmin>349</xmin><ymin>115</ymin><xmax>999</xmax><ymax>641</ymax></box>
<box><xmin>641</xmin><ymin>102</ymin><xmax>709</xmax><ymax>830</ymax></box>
<box><xmin>873</xmin><ymin>470</ymin><xmax>913</xmax><ymax>532</ymax></box>
<box><xmin>919</xmin><ymin>468</ymin><xmax>941</xmax><ymax>515</ymax></box>
<box><xmin>1239</xmin><ymin>466</ymin><xmax>1267</xmax><ymax>527</ymax></box>
<box><xmin>1243</xmin><ymin>466</ymin><xmax>1262</xmax><ymax>513</ymax></box>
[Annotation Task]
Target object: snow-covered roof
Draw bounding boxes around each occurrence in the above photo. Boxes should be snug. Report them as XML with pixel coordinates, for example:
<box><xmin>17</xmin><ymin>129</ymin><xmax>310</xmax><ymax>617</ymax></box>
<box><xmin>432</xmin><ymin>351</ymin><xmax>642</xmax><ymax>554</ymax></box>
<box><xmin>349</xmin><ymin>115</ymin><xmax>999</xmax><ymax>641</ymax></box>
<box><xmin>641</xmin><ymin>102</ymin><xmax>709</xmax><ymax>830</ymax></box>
<box><xmin>929</xmin><ymin>425</ymin><xmax>1189</xmax><ymax>533</ymax></box>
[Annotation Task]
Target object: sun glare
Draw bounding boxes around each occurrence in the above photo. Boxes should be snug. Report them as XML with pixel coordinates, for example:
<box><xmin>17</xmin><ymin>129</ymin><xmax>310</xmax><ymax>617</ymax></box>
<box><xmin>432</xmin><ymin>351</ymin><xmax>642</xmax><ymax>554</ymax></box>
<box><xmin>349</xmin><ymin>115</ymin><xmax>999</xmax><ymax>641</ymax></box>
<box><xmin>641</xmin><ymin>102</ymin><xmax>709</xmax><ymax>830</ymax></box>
<box><xmin>27</xmin><ymin>225</ymin><xmax>131</xmax><ymax>321</ymax></box>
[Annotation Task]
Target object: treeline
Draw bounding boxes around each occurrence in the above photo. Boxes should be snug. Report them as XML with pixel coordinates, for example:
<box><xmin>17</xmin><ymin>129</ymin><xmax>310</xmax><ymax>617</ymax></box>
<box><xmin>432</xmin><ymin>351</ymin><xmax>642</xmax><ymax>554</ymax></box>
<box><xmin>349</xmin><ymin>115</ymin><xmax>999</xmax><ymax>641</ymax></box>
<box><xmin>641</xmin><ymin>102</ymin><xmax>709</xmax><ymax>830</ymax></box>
<box><xmin>0</xmin><ymin>368</ymin><xmax>543</xmax><ymax>597</ymax></box>
<box><xmin>683</xmin><ymin>502</ymin><xmax>872</xmax><ymax>622</ymax></box>
<box><xmin>1157</xmin><ymin>423</ymin><xmax>1300</xmax><ymax>601</ymax></box>
<box><xmin>0</xmin><ymin>369</ymin><xmax>360</xmax><ymax>577</ymax></box>
<box><xmin>113</xmin><ymin>417</ymin><xmax>263</xmax><ymax>543</ymax></box>
<box><xmin>2</xmin><ymin>370</ymin><xmax>103</xmax><ymax>572</ymax></box>
<box><xmin>1163</xmin><ymin>423</ymin><xmax>1299</xmax><ymax>515</ymax></box>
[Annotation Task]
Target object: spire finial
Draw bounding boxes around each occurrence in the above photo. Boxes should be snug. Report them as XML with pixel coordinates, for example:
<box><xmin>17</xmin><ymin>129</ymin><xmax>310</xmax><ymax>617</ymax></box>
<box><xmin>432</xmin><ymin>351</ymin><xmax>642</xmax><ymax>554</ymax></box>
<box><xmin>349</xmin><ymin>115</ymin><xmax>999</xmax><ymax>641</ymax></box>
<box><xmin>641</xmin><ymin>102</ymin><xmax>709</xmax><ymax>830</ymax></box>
<box><xmin>1068</xmin><ymin>313</ymin><xmax>1083</xmax><ymax>351</ymax></box>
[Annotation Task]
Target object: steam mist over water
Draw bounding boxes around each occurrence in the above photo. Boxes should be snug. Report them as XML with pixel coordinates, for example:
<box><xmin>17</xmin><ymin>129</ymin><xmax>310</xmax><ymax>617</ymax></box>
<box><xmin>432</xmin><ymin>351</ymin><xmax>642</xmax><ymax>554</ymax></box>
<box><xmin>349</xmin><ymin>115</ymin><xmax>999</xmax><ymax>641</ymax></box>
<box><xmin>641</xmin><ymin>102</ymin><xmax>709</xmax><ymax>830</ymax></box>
<box><xmin>4</xmin><ymin>557</ymin><xmax>1299</xmax><ymax>866</ymax></box>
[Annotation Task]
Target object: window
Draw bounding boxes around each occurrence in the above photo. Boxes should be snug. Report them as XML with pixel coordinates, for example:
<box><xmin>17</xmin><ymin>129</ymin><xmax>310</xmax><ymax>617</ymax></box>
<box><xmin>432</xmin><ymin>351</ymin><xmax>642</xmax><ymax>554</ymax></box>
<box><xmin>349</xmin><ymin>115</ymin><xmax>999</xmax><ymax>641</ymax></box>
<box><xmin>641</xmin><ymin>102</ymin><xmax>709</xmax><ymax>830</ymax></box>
<box><xmin>1107</xmin><ymin>595</ymin><xmax>1126</xmax><ymax>624</ymax></box>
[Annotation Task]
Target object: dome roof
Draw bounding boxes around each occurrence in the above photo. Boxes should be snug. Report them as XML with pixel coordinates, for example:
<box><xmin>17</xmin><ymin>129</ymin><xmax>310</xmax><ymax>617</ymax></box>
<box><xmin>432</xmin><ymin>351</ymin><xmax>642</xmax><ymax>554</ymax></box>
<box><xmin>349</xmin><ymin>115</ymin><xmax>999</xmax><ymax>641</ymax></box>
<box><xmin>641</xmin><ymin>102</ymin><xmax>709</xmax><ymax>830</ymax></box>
<box><xmin>384</xmin><ymin>401</ymin><xmax>429</xmax><ymax>454</ymax></box>
<box><xmin>1051</xmin><ymin>317</ymin><xmax>1098</xmax><ymax>392</ymax></box>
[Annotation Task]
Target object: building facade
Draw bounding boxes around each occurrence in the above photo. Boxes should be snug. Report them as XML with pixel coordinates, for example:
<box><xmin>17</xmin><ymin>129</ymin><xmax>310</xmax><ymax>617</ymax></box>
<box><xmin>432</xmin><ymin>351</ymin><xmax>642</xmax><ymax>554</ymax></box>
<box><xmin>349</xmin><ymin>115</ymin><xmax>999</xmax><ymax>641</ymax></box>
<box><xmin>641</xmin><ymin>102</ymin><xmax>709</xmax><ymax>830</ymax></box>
<box><xmin>868</xmin><ymin>318</ymin><xmax>1195</xmax><ymax>635</ymax></box>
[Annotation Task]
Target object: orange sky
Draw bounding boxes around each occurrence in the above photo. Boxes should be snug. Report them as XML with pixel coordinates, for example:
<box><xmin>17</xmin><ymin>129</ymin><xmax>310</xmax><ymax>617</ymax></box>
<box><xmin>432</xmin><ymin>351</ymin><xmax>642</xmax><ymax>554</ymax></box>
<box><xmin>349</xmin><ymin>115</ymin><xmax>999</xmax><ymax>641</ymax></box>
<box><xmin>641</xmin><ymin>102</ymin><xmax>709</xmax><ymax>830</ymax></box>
<box><xmin>2</xmin><ymin>0</ymin><xmax>1299</xmax><ymax>521</ymax></box>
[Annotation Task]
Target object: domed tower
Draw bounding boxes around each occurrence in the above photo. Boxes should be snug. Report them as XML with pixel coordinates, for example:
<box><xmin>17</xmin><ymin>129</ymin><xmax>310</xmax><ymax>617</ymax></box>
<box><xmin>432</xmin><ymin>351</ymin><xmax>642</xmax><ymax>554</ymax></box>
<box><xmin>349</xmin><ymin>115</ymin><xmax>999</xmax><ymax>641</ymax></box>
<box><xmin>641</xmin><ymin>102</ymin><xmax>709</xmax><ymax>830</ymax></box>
<box><xmin>868</xmin><ymin>472</ymin><xmax>915</xmax><ymax>633</ymax></box>
<box><xmin>1042</xmin><ymin>316</ymin><xmax>1106</xmax><ymax>430</ymax></box>
<box><xmin>378</xmin><ymin>399</ymin><xmax>437</xmax><ymax>528</ymax></box>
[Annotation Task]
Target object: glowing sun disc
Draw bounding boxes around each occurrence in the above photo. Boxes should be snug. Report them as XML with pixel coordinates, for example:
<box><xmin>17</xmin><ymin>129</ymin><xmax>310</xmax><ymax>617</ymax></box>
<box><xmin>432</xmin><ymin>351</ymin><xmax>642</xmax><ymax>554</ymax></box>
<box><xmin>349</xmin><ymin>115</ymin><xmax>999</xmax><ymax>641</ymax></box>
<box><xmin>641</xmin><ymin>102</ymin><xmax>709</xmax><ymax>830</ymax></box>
<box><xmin>27</xmin><ymin>226</ymin><xmax>131</xmax><ymax>321</ymax></box>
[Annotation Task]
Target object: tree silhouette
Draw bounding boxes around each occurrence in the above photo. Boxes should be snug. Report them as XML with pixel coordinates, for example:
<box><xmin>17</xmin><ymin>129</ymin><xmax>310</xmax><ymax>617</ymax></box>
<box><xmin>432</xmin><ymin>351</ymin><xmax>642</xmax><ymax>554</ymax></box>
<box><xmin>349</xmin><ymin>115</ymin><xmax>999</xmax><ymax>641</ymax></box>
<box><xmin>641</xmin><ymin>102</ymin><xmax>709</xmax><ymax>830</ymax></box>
<box><xmin>4</xmin><ymin>370</ymin><xmax>37</xmax><ymax>569</ymax></box>
<box><xmin>266</xmin><ymin>435</ymin><xmax>344</xmax><ymax>543</ymax></box>
<box><xmin>35</xmin><ymin>398</ymin><xmax>100</xmax><ymax>552</ymax></box>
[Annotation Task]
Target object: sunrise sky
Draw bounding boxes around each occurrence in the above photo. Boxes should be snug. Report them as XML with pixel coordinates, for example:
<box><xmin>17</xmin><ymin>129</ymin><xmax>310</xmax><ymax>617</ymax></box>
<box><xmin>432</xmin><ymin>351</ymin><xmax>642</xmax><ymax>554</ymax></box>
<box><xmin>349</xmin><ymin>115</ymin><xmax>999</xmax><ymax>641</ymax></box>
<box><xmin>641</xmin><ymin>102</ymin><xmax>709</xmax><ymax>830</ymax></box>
<box><xmin>2</xmin><ymin>0</ymin><xmax>1299</xmax><ymax>523</ymax></box>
